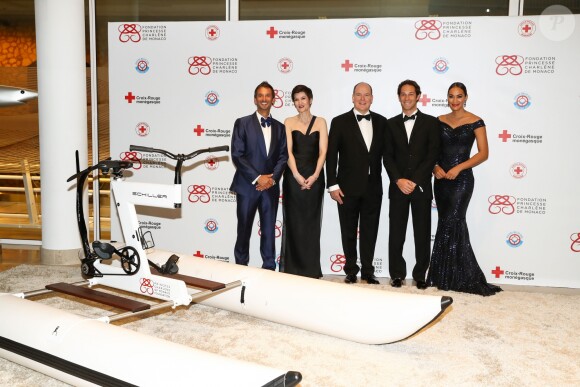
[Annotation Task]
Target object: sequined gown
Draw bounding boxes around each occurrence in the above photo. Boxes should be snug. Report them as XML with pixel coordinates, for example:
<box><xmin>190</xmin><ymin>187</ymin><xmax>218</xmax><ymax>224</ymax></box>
<box><xmin>280</xmin><ymin>117</ymin><xmax>324</xmax><ymax>278</ymax></box>
<box><xmin>427</xmin><ymin>119</ymin><xmax>501</xmax><ymax>296</ymax></box>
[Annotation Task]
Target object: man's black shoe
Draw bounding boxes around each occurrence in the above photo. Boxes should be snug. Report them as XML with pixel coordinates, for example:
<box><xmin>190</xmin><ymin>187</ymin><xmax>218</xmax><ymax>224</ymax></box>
<box><xmin>362</xmin><ymin>275</ymin><xmax>380</xmax><ymax>285</ymax></box>
<box><xmin>416</xmin><ymin>280</ymin><xmax>428</xmax><ymax>290</ymax></box>
<box><xmin>390</xmin><ymin>278</ymin><xmax>403</xmax><ymax>288</ymax></box>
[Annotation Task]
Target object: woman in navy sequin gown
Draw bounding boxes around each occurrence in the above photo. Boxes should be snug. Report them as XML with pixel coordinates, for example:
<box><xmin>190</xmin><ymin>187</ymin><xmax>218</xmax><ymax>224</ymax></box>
<box><xmin>280</xmin><ymin>85</ymin><xmax>328</xmax><ymax>278</ymax></box>
<box><xmin>427</xmin><ymin>82</ymin><xmax>501</xmax><ymax>296</ymax></box>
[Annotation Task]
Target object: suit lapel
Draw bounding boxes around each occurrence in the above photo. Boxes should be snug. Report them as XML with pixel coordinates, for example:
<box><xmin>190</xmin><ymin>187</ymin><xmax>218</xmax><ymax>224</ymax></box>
<box><xmin>394</xmin><ymin>116</ymin><xmax>410</xmax><ymax>147</ymax></box>
<box><xmin>408</xmin><ymin>111</ymin><xmax>423</xmax><ymax>145</ymax></box>
<box><xmin>267</xmin><ymin>120</ymin><xmax>279</xmax><ymax>158</ymax></box>
<box><xmin>369</xmin><ymin>112</ymin><xmax>381</xmax><ymax>153</ymax></box>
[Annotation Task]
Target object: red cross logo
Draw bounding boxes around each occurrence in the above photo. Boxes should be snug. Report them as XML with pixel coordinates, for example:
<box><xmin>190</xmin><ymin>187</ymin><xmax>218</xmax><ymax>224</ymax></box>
<box><xmin>138</xmin><ymin>125</ymin><xmax>147</xmax><ymax>134</ymax></box>
<box><xmin>266</xmin><ymin>26</ymin><xmax>278</xmax><ymax>38</ymax></box>
<box><xmin>491</xmin><ymin>266</ymin><xmax>504</xmax><ymax>278</ymax></box>
<box><xmin>513</xmin><ymin>166</ymin><xmax>523</xmax><ymax>175</ymax></box>
<box><xmin>193</xmin><ymin>250</ymin><xmax>204</xmax><ymax>258</ymax></box>
<box><xmin>125</xmin><ymin>92</ymin><xmax>136</xmax><ymax>103</ymax></box>
<box><xmin>522</xmin><ymin>24</ymin><xmax>532</xmax><ymax>33</ymax></box>
<box><xmin>341</xmin><ymin>59</ymin><xmax>353</xmax><ymax>72</ymax></box>
<box><xmin>499</xmin><ymin>130</ymin><xmax>512</xmax><ymax>142</ymax></box>
<box><xmin>194</xmin><ymin>124</ymin><xmax>204</xmax><ymax>136</ymax></box>
<box><xmin>281</xmin><ymin>61</ymin><xmax>290</xmax><ymax>70</ymax></box>
<box><xmin>207</xmin><ymin>158</ymin><xmax>216</xmax><ymax>167</ymax></box>
<box><xmin>208</xmin><ymin>28</ymin><xmax>217</xmax><ymax>37</ymax></box>
<box><xmin>419</xmin><ymin>94</ymin><xmax>431</xmax><ymax>106</ymax></box>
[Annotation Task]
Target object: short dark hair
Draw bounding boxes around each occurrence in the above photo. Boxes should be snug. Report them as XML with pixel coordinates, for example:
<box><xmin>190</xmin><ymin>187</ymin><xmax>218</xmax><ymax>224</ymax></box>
<box><xmin>254</xmin><ymin>81</ymin><xmax>275</xmax><ymax>98</ymax></box>
<box><xmin>397</xmin><ymin>79</ymin><xmax>421</xmax><ymax>96</ymax></box>
<box><xmin>448</xmin><ymin>82</ymin><xmax>468</xmax><ymax>96</ymax></box>
<box><xmin>352</xmin><ymin>82</ymin><xmax>373</xmax><ymax>95</ymax></box>
<box><xmin>291</xmin><ymin>84</ymin><xmax>313</xmax><ymax>100</ymax></box>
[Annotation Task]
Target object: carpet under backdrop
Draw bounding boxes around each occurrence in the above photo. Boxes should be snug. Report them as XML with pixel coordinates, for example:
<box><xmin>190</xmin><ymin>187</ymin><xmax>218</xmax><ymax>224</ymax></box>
<box><xmin>0</xmin><ymin>264</ymin><xmax>578</xmax><ymax>386</ymax></box>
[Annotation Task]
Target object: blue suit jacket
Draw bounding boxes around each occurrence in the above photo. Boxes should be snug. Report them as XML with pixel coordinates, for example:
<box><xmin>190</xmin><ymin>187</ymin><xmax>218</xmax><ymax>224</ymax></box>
<box><xmin>230</xmin><ymin>113</ymin><xmax>288</xmax><ymax>194</ymax></box>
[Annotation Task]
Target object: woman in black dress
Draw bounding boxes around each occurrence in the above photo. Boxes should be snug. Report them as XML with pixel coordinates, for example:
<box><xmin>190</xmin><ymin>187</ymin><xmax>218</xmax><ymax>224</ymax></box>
<box><xmin>280</xmin><ymin>85</ymin><xmax>328</xmax><ymax>278</ymax></box>
<box><xmin>428</xmin><ymin>82</ymin><xmax>502</xmax><ymax>296</ymax></box>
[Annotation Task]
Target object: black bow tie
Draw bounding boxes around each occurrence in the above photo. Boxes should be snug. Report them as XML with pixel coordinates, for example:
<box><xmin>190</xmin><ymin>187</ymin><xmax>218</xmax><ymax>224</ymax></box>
<box><xmin>356</xmin><ymin>114</ymin><xmax>371</xmax><ymax>122</ymax></box>
<box><xmin>403</xmin><ymin>114</ymin><xmax>416</xmax><ymax>122</ymax></box>
<box><xmin>260</xmin><ymin>116</ymin><xmax>272</xmax><ymax>127</ymax></box>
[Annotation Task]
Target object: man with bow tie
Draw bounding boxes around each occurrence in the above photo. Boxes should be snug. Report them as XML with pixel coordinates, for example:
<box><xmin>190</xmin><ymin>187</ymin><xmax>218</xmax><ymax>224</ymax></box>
<box><xmin>326</xmin><ymin>82</ymin><xmax>387</xmax><ymax>285</ymax></box>
<box><xmin>230</xmin><ymin>81</ymin><xmax>288</xmax><ymax>270</ymax></box>
<box><xmin>383</xmin><ymin>79</ymin><xmax>441</xmax><ymax>289</ymax></box>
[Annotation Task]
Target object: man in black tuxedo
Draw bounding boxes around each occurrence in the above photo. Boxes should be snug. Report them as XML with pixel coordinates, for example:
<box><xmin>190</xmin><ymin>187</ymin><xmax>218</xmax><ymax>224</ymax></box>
<box><xmin>326</xmin><ymin>82</ymin><xmax>387</xmax><ymax>284</ymax></box>
<box><xmin>384</xmin><ymin>80</ymin><xmax>440</xmax><ymax>289</ymax></box>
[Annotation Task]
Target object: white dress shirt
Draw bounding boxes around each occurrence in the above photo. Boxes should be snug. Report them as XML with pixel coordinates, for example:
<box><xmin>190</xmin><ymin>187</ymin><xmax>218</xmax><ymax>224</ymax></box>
<box><xmin>403</xmin><ymin>109</ymin><xmax>418</xmax><ymax>142</ymax></box>
<box><xmin>355</xmin><ymin>109</ymin><xmax>373</xmax><ymax>150</ymax></box>
<box><xmin>257</xmin><ymin>111</ymin><xmax>271</xmax><ymax>155</ymax></box>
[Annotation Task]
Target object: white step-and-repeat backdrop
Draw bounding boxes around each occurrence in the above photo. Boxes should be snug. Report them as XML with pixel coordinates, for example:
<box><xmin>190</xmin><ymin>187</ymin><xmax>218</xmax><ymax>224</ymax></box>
<box><xmin>109</xmin><ymin>15</ymin><xmax>580</xmax><ymax>288</ymax></box>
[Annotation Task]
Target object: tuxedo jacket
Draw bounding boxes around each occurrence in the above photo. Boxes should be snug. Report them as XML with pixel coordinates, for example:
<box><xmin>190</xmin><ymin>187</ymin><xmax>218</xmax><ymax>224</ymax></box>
<box><xmin>326</xmin><ymin>109</ymin><xmax>387</xmax><ymax>197</ymax></box>
<box><xmin>230</xmin><ymin>113</ymin><xmax>288</xmax><ymax>194</ymax></box>
<box><xmin>383</xmin><ymin>110</ymin><xmax>441</xmax><ymax>199</ymax></box>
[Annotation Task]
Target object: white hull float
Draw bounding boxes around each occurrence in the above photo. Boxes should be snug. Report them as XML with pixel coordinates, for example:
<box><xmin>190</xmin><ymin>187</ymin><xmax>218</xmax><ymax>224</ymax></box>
<box><xmin>145</xmin><ymin>249</ymin><xmax>453</xmax><ymax>345</ymax></box>
<box><xmin>0</xmin><ymin>145</ymin><xmax>450</xmax><ymax>385</ymax></box>
<box><xmin>0</xmin><ymin>293</ymin><xmax>300</xmax><ymax>386</ymax></box>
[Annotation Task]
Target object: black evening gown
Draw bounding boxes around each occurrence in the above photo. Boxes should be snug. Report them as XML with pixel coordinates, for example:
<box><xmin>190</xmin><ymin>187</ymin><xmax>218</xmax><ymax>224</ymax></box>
<box><xmin>427</xmin><ymin>119</ymin><xmax>502</xmax><ymax>296</ymax></box>
<box><xmin>280</xmin><ymin>116</ymin><xmax>324</xmax><ymax>278</ymax></box>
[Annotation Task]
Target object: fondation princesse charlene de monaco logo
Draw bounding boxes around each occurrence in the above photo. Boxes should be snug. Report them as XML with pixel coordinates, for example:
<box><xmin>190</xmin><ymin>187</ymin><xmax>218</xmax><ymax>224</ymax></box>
<box><xmin>570</xmin><ymin>233</ymin><xmax>580</xmax><ymax>252</ymax></box>
<box><xmin>415</xmin><ymin>20</ymin><xmax>442</xmax><ymax>40</ymax></box>
<box><xmin>120</xmin><ymin>150</ymin><xmax>142</xmax><ymax>170</ymax></box>
<box><xmin>119</xmin><ymin>23</ymin><xmax>141</xmax><ymax>43</ymax></box>
<box><xmin>188</xmin><ymin>185</ymin><xmax>211</xmax><ymax>204</ymax></box>
<box><xmin>488</xmin><ymin>195</ymin><xmax>516</xmax><ymax>215</ymax></box>
<box><xmin>121</xmin><ymin>150</ymin><xmax>167</xmax><ymax>170</ymax></box>
<box><xmin>330</xmin><ymin>254</ymin><xmax>347</xmax><ymax>273</ymax></box>
<box><xmin>257</xmin><ymin>220</ymin><xmax>283</xmax><ymax>238</ymax></box>
<box><xmin>188</xmin><ymin>56</ymin><xmax>212</xmax><ymax>76</ymax></box>
<box><xmin>495</xmin><ymin>54</ymin><xmax>524</xmax><ymax>76</ymax></box>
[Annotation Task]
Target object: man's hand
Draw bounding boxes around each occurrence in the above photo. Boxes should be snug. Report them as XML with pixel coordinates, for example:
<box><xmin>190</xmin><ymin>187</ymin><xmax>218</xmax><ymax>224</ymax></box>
<box><xmin>256</xmin><ymin>174</ymin><xmax>275</xmax><ymax>191</ymax></box>
<box><xmin>396</xmin><ymin>178</ymin><xmax>416</xmax><ymax>195</ymax></box>
<box><xmin>329</xmin><ymin>188</ymin><xmax>345</xmax><ymax>205</ymax></box>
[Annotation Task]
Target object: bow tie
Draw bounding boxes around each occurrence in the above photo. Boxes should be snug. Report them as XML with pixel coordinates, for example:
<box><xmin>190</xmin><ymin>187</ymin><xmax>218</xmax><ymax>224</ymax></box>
<box><xmin>403</xmin><ymin>114</ymin><xmax>416</xmax><ymax>122</ymax></box>
<box><xmin>260</xmin><ymin>116</ymin><xmax>272</xmax><ymax>128</ymax></box>
<box><xmin>356</xmin><ymin>114</ymin><xmax>371</xmax><ymax>122</ymax></box>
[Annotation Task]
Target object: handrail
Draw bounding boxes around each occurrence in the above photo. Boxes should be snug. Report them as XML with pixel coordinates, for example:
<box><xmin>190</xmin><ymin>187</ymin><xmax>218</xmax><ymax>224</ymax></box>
<box><xmin>0</xmin><ymin>160</ymin><xmax>110</xmax><ymax>234</ymax></box>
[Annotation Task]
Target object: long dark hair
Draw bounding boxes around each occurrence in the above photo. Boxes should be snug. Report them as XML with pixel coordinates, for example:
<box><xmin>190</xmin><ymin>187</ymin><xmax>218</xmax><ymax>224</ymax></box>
<box><xmin>448</xmin><ymin>82</ymin><xmax>467</xmax><ymax>96</ymax></box>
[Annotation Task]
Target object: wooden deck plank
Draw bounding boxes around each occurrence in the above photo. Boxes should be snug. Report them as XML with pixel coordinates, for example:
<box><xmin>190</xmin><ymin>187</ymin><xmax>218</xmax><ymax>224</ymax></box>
<box><xmin>46</xmin><ymin>282</ymin><xmax>150</xmax><ymax>312</ymax></box>
<box><xmin>150</xmin><ymin>266</ymin><xmax>225</xmax><ymax>291</ymax></box>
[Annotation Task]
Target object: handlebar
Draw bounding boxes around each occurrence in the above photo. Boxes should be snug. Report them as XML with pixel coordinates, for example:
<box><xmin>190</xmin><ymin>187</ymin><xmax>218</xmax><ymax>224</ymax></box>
<box><xmin>67</xmin><ymin>159</ymin><xmax>133</xmax><ymax>182</ymax></box>
<box><xmin>129</xmin><ymin>144</ymin><xmax>230</xmax><ymax>184</ymax></box>
<box><xmin>129</xmin><ymin>145</ymin><xmax>229</xmax><ymax>161</ymax></box>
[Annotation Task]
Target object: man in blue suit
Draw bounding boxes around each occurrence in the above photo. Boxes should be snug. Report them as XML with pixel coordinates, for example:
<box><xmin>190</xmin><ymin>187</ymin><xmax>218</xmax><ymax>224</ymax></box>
<box><xmin>230</xmin><ymin>81</ymin><xmax>288</xmax><ymax>270</ymax></box>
